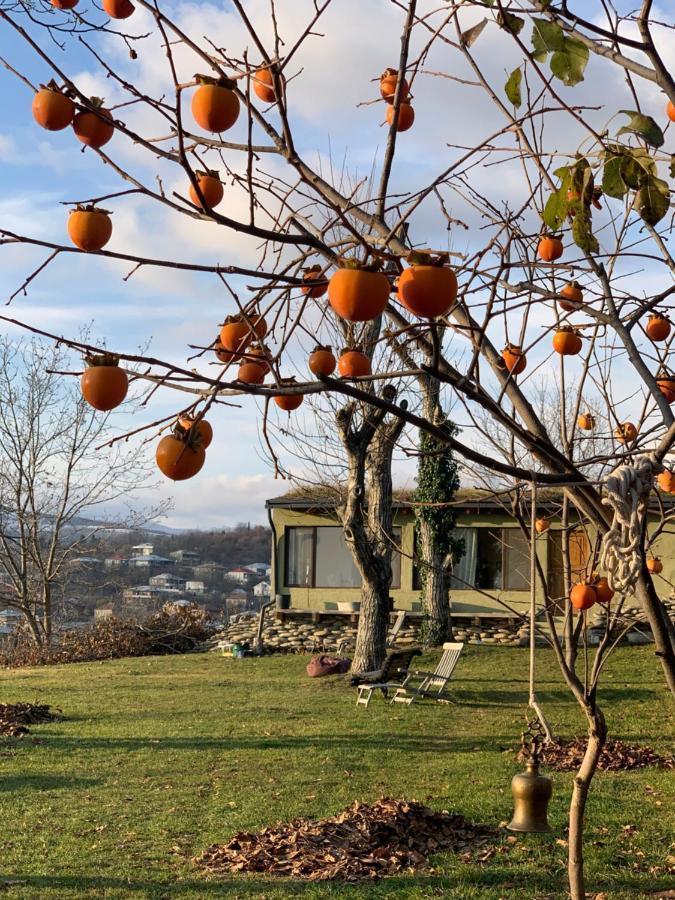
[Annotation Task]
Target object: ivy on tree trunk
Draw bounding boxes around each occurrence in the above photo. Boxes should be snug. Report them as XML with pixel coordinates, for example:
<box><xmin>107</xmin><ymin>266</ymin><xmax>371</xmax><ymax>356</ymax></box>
<box><xmin>414</xmin><ymin>379</ymin><xmax>463</xmax><ymax>647</ymax></box>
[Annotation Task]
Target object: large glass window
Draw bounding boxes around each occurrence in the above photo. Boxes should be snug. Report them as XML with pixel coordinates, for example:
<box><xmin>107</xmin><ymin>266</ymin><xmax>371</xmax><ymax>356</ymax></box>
<box><xmin>315</xmin><ymin>527</ymin><xmax>361</xmax><ymax>587</ymax></box>
<box><xmin>476</xmin><ymin>529</ymin><xmax>530</xmax><ymax>591</ymax></box>
<box><xmin>502</xmin><ymin>529</ymin><xmax>530</xmax><ymax>591</ymax></box>
<box><xmin>286</xmin><ymin>527</ymin><xmax>313</xmax><ymax>586</ymax></box>
<box><xmin>475</xmin><ymin>529</ymin><xmax>502</xmax><ymax>589</ymax></box>
<box><xmin>413</xmin><ymin>527</ymin><xmax>530</xmax><ymax>592</ymax></box>
<box><xmin>413</xmin><ymin>527</ymin><xmax>472</xmax><ymax>590</ymax></box>
<box><xmin>285</xmin><ymin>525</ymin><xmax>401</xmax><ymax>589</ymax></box>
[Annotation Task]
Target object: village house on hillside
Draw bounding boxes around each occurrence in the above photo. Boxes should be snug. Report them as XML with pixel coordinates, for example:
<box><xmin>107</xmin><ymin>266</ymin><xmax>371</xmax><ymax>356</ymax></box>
<box><xmin>253</xmin><ymin>580</ymin><xmax>271</xmax><ymax>599</ymax></box>
<box><xmin>170</xmin><ymin>549</ymin><xmax>201</xmax><ymax>565</ymax></box>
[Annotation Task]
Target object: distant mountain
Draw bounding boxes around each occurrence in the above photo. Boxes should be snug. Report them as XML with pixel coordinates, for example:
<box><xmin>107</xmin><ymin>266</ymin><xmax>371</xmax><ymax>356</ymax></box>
<box><xmin>62</xmin><ymin>520</ymin><xmax>185</xmax><ymax>538</ymax></box>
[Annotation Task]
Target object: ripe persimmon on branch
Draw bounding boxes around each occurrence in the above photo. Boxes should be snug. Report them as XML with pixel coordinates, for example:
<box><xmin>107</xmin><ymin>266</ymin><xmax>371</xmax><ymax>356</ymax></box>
<box><xmin>1</xmin><ymin>2</ymin><xmax>675</xmax><ymax>897</ymax></box>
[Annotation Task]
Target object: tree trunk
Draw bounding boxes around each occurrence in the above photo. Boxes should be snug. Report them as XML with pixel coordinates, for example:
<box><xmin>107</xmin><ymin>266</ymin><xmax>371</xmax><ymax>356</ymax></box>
<box><xmin>22</xmin><ymin>604</ymin><xmax>44</xmax><ymax>647</ymax></box>
<box><xmin>413</xmin><ymin>370</ymin><xmax>457</xmax><ymax>648</ymax></box>
<box><xmin>337</xmin><ymin>388</ymin><xmax>407</xmax><ymax>675</ymax></box>
<box><xmin>42</xmin><ymin>584</ymin><xmax>53</xmax><ymax>646</ymax></box>
<box><xmin>418</xmin><ymin>517</ymin><xmax>451</xmax><ymax>646</ymax></box>
<box><xmin>635</xmin><ymin>571</ymin><xmax>675</xmax><ymax>697</ymax></box>
<box><xmin>352</xmin><ymin>575</ymin><xmax>392</xmax><ymax>673</ymax></box>
<box><xmin>568</xmin><ymin>704</ymin><xmax>607</xmax><ymax>900</ymax></box>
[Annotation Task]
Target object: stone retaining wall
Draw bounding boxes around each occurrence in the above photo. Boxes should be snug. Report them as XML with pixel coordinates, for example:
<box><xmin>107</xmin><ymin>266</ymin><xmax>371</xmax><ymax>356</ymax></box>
<box><xmin>199</xmin><ymin>607</ymin><xmax>660</xmax><ymax>654</ymax></box>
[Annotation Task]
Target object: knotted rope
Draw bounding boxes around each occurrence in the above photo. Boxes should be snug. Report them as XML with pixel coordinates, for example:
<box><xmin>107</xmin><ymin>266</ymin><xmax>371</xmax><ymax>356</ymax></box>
<box><xmin>599</xmin><ymin>453</ymin><xmax>661</xmax><ymax>595</ymax></box>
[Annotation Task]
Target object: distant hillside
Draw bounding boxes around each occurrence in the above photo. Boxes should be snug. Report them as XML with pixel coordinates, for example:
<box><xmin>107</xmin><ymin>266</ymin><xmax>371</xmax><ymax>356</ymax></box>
<box><xmin>153</xmin><ymin>526</ymin><xmax>271</xmax><ymax>568</ymax></box>
<box><xmin>102</xmin><ymin>524</ymin><xmax>271</xmax><ymax>569</ymax></box>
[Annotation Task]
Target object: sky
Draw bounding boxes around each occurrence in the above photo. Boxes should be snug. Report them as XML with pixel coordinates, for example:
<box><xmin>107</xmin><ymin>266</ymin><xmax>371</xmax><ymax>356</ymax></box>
<box><xmin>0</xmin><ymin>1</ymin><xmax>673</xmax><ymax>529</ymax></box>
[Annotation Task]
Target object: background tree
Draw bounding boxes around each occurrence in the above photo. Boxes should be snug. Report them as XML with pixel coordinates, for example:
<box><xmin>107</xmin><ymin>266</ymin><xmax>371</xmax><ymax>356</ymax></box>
<box><xmin>0</xmin><ymin>337</ymin><xmax>158</xmax><ymax>644</ymax></box>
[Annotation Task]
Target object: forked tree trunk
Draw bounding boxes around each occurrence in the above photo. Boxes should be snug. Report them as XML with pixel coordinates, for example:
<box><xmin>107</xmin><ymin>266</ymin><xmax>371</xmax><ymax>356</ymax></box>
<box><xmin>337</xmin><ymin>388</ymin><xmax>406</xmax><ymax>675</ymax></box>
<box><xmin>568</xmin><ymin>705</ymin><xmax>607</xmax><ymax>900</ymax></box>
<box><xmin>352</xmin><ymin>575</ymin><xmax>392</xmax><ymax>673</ymax></box>
<box><xmin>634</xmin><ymin>571</ymin><xmax>675</xmax><ymax>697</ymax></box>
<box><xmin>417</xmin><ymin>517</ymin><xmax>451</xmax><ymax>646</ymax></box>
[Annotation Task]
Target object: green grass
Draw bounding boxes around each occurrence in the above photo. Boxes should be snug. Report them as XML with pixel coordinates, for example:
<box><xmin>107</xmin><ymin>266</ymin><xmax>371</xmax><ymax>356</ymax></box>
<box><xmin>0</xmin><ymin>646</ymin><xmax>673</xmax><ymax>899</ymax></box>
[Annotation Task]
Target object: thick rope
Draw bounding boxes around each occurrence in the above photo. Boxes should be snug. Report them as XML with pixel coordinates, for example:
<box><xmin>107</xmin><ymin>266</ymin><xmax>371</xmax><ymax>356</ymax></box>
<box><xmin>599</xmin><ymin>453</ymin><xmax>661</xmax><ymax>595</ymax></box>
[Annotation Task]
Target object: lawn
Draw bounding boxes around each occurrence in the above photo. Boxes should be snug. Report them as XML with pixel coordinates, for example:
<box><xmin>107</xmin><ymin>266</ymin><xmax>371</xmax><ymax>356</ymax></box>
<box><xmin>0</xmin><ymin>646</ymin><xmax>673</xmax><ymax>899</ymax></box>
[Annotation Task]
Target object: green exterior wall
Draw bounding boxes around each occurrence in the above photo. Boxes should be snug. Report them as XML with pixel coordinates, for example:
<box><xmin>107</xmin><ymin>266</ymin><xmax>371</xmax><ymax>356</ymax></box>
<box><xmin>270</xmin><ymin>506</ymin><xmax>547</xmax><ymax>617</ymax></box>
<box><xmin>269</xmin><ymin>505</ymin><xmax>674</xmax><ymax>617</ymax></box>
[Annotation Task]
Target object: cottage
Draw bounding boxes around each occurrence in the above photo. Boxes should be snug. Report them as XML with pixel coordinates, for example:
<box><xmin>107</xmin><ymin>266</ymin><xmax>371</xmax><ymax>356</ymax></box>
<box><xmin>253</xmin><ymin>580</ymin><xmax>271</xmax><ymax>599</ymax></box>
<box><xmin>193</xmin><ymin>562</ymin><xmax>226</xmax><ymax>579</ymax></box>
<box><xmin>131</xmin><ymin>543</ymin><xmax>155</xmax><ymax>557</ymax></box>
<box><xmin>149</xmin><ymin>572</ymin><xmax>186</xmax><ymax>590</ymax></box>
<box><xmin>266</xmin><ymin>488</ymin><xmax>675</xmax><ymax>619</ymax></box>
<box><xmin>170</xmin><ymin>550</ymin><xmax>201</xmax><ymax>565</ymax></box>
<box><xmin>185</xmin><ymin>580</ymin><xmax>206</xmax><ymax>594</ymax></box>
<box><xmin>128</xmin><ymin>553</ymin><xmax>175</xmax><ymax>570</ymax></box>
<box><xmin>122</xmin><ymin>585</ymin><xmax>183</xmax><ymax>604</ymax></box>
<box><xmin>227</xmin><ymin>566</ymin><xmax>256</xmax><ymax>584</ymax></box>
<box><xmin>104</xmin><ymin>553</ymin><xmax>128</xmax><ymax>569</ymax></box>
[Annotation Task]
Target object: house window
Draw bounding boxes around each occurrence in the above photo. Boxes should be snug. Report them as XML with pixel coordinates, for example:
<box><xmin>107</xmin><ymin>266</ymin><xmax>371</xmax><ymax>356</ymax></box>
<box><xmin>475</xmin><ymin>528</ymin><xmax>530</xmax><ymax>591</ymax></box>
<box><xmin>286</xmin><ymin>527</ymin><xmax>313</xmax><ymax>587</ymax></box>
<box><xmin>413</xmin><ymin>527</ymin><xmax>530</xmax><ymax>592</ymax></box>
<box><xmin>315</xmin><ymin>527</ymin><xmax>361</xmax><ymax>587</ymax></box>
<box><xmin>413</xmin><ymin>527</ymin><xmax>471</xmax><ymax>590</ymax></box>
<box><xmin>285</xmin><ymin>526</ymin><xmax>401</xmax><ymax>589</ymax></box>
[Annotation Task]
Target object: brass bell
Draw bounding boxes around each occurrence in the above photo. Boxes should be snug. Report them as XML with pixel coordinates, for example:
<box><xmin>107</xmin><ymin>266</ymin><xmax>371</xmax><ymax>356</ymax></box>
<box><xmin>507</xmin><ymin>724</ymin><xmax>553</xmax><ymax>833</ymax></box>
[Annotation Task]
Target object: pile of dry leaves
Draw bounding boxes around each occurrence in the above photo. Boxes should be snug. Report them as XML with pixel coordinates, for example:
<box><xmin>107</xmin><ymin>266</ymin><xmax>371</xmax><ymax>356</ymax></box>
<box><xmin>0</xmin><ymin>702</ymin><xmax>58</xmax><ymax>737</ymax></box>
<box><xmin>517</xmin><ymin>738</ymin><xmax>675</xmax><ymax>772</ymax></box>
<box><xmin>196</xmin><ymin>798</ymin><xmax>497</xmax><ymax>882</ymax></box>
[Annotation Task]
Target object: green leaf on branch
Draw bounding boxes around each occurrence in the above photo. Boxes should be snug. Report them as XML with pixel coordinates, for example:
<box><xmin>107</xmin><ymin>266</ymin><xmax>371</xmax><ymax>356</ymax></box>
<box><xmin>572</xmin><ymin>205</ymin><xmax>599</xmax><ymax>254</ymax></box>
<box><xmin>531</xmin><ymin>18</ymin><xmax>564</xmax><ymax>60</ymax></box>
<box><xmin>617</xmin><ymin>111</ymin><xmax>664</xmax><ymax>149</ymax></box>
<box><xmin>621</xmin><ymin>150</ymin><xmax>656</xmax><ymax>189</ymax></box>
<box><xmin>669</xmin><ymin>155</ymin><xmax>675</xmax><ymax>180</ymax></box>
<box><xmin>543</xmin><ymin>190</ymin><xmax>565</xmax><ymax>231</ymax></box>
<box><xmin>497</xmin><ymin>11</ymin><xmax>525</xmax><ymax>36</ymax></box>
<box><xmin>550</xmin><ymin>38</ymin><xmax>588</xmax><ymax>86</ymax></box>
<box><xmin>634</xmin><ymin>176</ymin><xmax>670</xmax><ymax>226</ymax></box>
<box><xmin>504</xmin><ymin>67</ymin><xmax>522</xmax><ymax>107</ymax></box>
<box><xmin>530</xmin><ymin>20</ymin><xmax>588</xmax><ymax>86</ymax></box>
<box><xmin>602</xmin><ymin>155</ymin><xmax>629</xmax><ymax>199</ymax></box>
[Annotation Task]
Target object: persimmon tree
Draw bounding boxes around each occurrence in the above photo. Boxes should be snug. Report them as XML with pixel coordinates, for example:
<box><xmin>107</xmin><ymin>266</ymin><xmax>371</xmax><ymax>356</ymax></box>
<box><xmin>1</xmin><ymin>1</ymin><xmax>675</xmax><ymax>897</ymax></box>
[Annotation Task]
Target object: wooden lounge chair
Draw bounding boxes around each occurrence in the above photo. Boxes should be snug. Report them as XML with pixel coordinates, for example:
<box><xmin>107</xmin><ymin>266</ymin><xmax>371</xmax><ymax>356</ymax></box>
<box><xmin>354</xmin><ymin>646</ymin><xmax>422</xmax><ymax>707</ymax></box>
<box><xmin>391</xmin><ymin>642</ymin><xmax>464</xmax><ymax>705</ymax></box>
<box><xmin>387</xmin><ymin>609</ymin><xmax>407</xmax><ymax>646</ymax></box>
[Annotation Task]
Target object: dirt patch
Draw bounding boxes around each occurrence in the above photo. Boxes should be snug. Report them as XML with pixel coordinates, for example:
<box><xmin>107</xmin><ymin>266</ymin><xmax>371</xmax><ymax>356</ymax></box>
<box><xmin>196</xmin><ymin>797</ymin><xmax>498</xmax><ymax>882</ymax></box>
<box><xmin>0</xmin><ymin>703</ymin><xmax>59</xmax><ymax>737</ymax></box>
<box><xmin>517</xmin><ymin>738</ymin><xmax>674</xmax><ymax>772</ymax></box>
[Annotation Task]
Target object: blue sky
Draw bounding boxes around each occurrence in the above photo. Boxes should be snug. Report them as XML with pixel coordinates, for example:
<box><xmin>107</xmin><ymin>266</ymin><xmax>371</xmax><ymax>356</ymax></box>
<box><xmin>1</xmin><ymin>1</ymin><xmax>673</xmax><ymax>528</ymax></box>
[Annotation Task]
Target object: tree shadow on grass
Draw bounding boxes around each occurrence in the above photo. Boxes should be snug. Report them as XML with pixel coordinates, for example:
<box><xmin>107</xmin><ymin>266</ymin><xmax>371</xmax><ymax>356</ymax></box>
<box><xmin>0</xmin><ymin>774</ymin><xmax>99</xmax><ymax>792</ymax></box>
<box><xmin>21</xmin><ymin>732</ymin><xmax>520</xmax><ymax>754</ymax></box>
<box><xmin>455</xmin><ymin>685</ymin><xmax>658</xmax><ymax>707</ymax></box>
<box><xmin>4</xmin><ymin>866</ymin><xmax>670</xmax><ymax>899</ymax></box>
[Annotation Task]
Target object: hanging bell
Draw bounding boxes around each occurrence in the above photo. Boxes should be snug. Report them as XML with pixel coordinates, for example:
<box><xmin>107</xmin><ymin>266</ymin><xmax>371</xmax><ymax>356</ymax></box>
<box><xmin>507</xmin><ymin>724</ymin><xmax>553</xmax><ymax>833</ymax></box>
